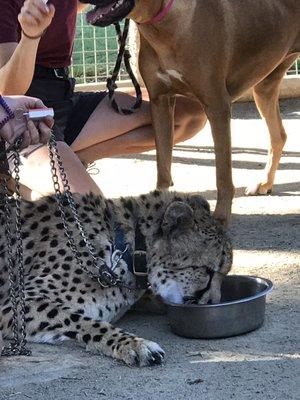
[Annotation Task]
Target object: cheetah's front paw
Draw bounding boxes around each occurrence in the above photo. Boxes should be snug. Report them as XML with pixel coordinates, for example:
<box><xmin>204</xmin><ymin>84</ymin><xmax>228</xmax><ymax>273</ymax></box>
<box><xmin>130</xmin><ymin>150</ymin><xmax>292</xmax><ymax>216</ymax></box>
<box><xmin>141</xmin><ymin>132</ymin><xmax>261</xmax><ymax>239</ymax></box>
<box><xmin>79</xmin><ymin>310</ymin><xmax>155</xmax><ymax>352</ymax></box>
<box><xmin>198</xmin><ymin>288</ymin><xmax>221</xmax><ymax>305</ymax></box>
<box><xmin>115</xmin><ymin>338</ymin><xmax>165</xmax><ymax>367</ymax></box>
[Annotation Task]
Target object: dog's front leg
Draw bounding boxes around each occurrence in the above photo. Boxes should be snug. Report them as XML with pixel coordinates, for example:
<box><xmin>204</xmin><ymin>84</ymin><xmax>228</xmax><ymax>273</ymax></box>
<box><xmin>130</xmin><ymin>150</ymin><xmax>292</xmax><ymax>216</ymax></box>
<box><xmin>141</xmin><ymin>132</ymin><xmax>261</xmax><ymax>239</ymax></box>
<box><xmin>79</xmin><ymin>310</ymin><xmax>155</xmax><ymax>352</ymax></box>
<box><xmin>206</xmin><ymin>105</ymin><xmax>234</xmax><ymax>227</ymax></box>
<box><xmin>138</xmin><ymin>37</ymin><xmax>175</xmax><ymax>189</ymax></box>
<box><xmin>151</xmin><ymin>94</ymin><xmax>176</xmax><ymax>189</ymax></box>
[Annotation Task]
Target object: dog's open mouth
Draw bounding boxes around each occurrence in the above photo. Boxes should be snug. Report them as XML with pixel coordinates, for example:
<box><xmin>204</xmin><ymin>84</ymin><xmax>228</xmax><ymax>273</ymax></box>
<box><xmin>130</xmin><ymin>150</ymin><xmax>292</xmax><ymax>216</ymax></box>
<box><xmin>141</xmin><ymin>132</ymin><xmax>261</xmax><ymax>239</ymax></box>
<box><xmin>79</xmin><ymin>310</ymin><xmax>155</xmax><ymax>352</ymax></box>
<box><xmin>86</xmin><ymin>0</ymin><xmax>135</xmax><ymax>27</ymax></box>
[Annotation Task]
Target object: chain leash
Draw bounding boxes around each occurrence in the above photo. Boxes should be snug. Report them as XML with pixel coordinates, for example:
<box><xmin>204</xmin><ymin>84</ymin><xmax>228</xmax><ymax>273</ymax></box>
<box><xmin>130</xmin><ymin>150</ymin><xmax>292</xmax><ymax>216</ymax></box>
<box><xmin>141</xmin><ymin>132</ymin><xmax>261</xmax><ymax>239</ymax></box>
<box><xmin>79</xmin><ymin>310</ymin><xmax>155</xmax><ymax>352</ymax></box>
<box><xmin>1</xmin><ymin>145</ymin><xmax>31</xmax><ymax>357</ymax></box>
<box><xmin>48</xmin><ymin>134</ymin><xmax>120</xmax><ymax>287</ymax></box>
<box><xmin>0</xmin><ymin>131</ymin><xmax>133</xmax><ymax>357</ymax></box>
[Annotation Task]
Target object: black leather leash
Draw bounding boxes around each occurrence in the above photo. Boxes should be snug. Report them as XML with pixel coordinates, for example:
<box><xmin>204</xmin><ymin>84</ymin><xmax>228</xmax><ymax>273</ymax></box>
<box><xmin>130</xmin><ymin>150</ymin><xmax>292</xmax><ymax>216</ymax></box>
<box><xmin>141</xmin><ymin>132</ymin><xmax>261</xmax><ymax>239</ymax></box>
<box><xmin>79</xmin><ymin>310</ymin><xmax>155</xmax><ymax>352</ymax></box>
<box><xmin>106</xmin><ymin>19</ymin><xmax>142</xmax><ymax>115</ymax></box>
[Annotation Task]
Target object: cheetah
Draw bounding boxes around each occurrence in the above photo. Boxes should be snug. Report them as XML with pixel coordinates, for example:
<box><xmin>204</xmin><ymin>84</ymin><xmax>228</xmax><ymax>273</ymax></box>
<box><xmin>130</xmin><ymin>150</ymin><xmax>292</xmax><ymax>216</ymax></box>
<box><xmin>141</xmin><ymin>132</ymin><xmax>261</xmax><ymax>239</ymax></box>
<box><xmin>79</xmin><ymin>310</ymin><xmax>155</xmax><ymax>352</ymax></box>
<box><xmin>0</xmin><ymin>190</ymin><xmax>232</xmax><ymax>366</ymax></box>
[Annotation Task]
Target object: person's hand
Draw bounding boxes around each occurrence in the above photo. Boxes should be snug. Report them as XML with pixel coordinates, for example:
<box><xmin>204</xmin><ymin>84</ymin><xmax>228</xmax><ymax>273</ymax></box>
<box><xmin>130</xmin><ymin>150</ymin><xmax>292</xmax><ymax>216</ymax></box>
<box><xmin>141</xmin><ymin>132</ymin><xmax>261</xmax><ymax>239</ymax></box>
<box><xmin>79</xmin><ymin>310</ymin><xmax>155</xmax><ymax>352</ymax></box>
<box><xmin>0</xmin><ymin>96</ymin><xmax>54</xmax><ymax>149</ymax></box>
<box><xmin>18</xmin><ymin>0</ymin><xmax>55</xmax><ymax>39</ymax></box>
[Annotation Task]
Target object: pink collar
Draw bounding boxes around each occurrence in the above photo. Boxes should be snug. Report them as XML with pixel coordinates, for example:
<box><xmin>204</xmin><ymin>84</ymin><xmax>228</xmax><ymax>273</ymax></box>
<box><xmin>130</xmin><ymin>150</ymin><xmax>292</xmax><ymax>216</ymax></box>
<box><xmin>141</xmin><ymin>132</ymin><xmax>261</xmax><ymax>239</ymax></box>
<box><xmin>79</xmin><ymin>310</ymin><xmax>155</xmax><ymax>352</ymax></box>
<box><xmin>142</xmin><ymin>0</ymin><xmax>175</xmax><ymax>25</ymax></box>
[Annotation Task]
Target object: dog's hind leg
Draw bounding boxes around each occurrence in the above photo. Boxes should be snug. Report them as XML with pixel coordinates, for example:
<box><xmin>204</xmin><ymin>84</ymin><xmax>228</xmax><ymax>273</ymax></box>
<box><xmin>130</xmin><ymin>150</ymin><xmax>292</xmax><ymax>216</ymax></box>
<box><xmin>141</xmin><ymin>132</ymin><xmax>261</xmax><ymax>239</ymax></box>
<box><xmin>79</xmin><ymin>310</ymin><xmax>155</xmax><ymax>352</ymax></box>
<box><xmin>246</xmin><ymin>53</ymin><xmax>299</xmax><ymax>196</ymax></box>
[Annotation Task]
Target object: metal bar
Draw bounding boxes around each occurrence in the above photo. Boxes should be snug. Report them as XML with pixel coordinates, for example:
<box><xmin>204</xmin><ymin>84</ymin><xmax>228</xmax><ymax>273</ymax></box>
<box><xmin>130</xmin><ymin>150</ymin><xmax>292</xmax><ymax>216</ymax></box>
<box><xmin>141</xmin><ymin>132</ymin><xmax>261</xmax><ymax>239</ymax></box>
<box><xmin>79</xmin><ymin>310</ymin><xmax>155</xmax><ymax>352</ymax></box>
<box><xmin>71</xmin><ymin>12</ymin><xmax>129</xmax><ymax>84</ymax></box>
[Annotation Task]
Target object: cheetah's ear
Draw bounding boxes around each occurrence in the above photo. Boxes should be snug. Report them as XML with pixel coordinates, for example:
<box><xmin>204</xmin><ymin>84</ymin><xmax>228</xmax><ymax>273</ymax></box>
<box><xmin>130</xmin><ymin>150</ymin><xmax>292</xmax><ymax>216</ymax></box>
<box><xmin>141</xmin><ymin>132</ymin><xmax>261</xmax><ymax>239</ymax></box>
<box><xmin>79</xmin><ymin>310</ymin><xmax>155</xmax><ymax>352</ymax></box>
<box><xmin>161</xmin><ymin>201</ymin><xmax>194</xmax><ymax>234</ymax></box>
<box><xmin>187</xmin><ymin>194</ymin><xmax>210</xmax><ymax>213</ymax></box>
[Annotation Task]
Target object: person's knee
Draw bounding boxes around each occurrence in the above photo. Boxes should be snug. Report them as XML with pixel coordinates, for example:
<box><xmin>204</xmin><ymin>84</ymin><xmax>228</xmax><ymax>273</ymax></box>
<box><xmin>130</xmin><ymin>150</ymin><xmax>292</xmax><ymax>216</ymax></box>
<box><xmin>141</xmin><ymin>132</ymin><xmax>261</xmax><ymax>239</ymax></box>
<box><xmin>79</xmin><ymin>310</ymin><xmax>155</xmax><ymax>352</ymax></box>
<box><xmin>22</xmin><ymin>145</ymin><xmax>50</xmax><ymax>169</ymax></box>
<box><xmin>186</xmin><ymin>111</ymin><xmax>207</xmax><ymax>139</ymax></box>
<box><xmin>174</xmin><ymin>100</ymin><xmax>207</xmax><ymax>143</ymax></box>
<box><xmin>24</xmin><ymin>141</ymin><xmax>74</xmax><ymax>172</ymax></box>
<box><xmin>56</xmin><ymin>140</ymin><xmax>71</xmax><ymax>153</ymax></box>
<box><xmin>55</xmin><ymin>141</ymin><xmax>80</xmax><ymax>163</ymax></box>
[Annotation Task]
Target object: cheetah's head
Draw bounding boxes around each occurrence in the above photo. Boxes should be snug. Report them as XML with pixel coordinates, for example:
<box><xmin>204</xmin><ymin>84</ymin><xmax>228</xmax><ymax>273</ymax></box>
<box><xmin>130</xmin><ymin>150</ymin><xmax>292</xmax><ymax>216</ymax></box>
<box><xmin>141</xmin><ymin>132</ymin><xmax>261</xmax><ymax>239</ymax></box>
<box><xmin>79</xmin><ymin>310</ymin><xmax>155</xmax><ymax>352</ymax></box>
<box><xmin>146</xmin><ymin>195</ymin><xmax>231</xmax><ymax>305</ymax></box>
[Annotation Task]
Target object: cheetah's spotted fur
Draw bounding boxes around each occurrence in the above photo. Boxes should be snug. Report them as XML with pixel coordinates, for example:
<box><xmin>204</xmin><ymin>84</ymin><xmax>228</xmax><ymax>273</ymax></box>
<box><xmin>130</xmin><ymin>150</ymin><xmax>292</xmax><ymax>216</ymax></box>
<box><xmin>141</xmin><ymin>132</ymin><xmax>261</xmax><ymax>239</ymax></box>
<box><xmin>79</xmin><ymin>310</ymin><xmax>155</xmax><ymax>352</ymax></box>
<box><xmin>0</xmin><ymin>191</ymin><xmax>232</xmax><ymax>366</ymax></box>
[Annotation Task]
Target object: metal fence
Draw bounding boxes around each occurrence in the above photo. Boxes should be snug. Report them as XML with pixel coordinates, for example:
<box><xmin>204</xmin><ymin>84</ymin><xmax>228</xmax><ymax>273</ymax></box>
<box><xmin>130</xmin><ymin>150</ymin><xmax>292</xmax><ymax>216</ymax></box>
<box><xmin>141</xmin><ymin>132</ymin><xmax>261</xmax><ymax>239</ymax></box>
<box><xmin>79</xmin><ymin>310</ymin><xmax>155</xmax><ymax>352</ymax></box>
<box><xmin>70</xmin><ymin>13</ymin><xmax>129</xmax><ymax>84</ymax></box>
<box><xmin>287</xmin><ymin>60</ymin><xmax>299</xmax><ymax>75</ymax></box>
<box><xmin>71</xmin><ymin>13</ymin><xmax>299</xmax><ymax>85</ymax></box>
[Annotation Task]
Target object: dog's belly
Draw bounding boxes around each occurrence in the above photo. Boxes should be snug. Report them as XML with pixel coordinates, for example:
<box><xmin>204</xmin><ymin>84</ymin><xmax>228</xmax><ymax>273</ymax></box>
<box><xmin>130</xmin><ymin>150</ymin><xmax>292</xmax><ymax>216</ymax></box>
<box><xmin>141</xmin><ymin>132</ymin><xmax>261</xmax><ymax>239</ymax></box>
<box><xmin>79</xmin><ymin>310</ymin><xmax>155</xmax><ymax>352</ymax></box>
<box><xmin>156</xmin><ymin>48</ymin><xmax>299</xmax><ymax>102</ymax></box>
<box><xmin>227</xmin><ymin>50</ymin><xmax>300</xmax><ymax>100</ymax></box>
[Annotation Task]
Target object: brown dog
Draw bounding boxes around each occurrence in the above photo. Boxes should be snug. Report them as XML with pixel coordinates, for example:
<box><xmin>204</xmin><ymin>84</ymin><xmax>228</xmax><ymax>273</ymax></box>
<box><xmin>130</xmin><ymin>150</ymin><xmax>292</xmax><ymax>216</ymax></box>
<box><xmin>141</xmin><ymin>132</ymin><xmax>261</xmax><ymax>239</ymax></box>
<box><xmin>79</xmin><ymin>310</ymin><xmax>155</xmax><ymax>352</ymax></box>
<box><xmin>85</xmin><ymin>0</ymin><xmax>300</xmax><ymax>225</ymax></box>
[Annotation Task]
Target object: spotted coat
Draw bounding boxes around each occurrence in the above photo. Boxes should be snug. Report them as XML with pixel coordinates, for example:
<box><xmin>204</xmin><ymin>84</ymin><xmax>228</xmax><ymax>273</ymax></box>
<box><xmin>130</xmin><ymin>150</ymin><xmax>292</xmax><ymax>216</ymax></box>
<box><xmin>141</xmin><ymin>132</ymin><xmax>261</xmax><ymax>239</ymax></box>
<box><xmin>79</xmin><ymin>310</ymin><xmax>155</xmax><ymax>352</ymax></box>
<box><xmin>0</xmin><ymin>191</ymin><xmax>232</xmax><ymax>366</ymax></box>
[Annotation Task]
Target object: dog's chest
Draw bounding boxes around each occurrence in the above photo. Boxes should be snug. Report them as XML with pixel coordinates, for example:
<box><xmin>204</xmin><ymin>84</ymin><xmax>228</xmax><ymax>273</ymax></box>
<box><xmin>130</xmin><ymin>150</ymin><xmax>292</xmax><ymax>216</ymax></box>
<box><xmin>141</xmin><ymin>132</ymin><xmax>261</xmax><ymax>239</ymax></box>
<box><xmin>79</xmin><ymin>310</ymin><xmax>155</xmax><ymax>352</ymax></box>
<box><xmin>156</xmin><ymin>67</ymin><xmax>193</xmax><ymax>96</ymax></box>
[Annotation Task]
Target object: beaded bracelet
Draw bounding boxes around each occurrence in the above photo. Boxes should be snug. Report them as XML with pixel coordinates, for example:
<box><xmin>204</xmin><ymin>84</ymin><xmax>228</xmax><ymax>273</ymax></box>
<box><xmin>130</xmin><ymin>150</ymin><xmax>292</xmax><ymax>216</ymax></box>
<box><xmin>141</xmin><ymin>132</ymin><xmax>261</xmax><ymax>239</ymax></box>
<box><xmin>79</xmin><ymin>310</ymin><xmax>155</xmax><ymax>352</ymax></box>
<box><xmin>0</xmin><ymin>95</ymin><xmax>15</xmax><ymax>131</ymax></box>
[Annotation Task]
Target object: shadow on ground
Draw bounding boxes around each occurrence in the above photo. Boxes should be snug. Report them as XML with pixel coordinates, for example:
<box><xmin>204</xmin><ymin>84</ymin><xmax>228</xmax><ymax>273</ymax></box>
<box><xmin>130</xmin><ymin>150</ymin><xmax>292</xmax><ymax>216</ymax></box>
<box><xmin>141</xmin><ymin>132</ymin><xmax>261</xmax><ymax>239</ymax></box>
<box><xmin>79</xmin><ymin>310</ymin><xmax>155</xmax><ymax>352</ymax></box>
<box><xmin>231</xmin><ymin>97</ymin><xmax>300</xmax><ymax>119</ymax></box>
<box><xmin>230</xmin><ymin>213</ymin><xmax>300</xmax><ymax>252</ymax></box>
<box><xmin>1</xmin><ymin>273</ymin><xmax>298</xmax><ymax>400</ymax></box>
<box><xmin>114</xmin><ymin>150</ymin><xmax>300</xmax><ymax>171</ymax></box>
<box><xmin>182</xmin><ymin>181</ymin><xmax>300</xmax><ymax>201</ymax></box>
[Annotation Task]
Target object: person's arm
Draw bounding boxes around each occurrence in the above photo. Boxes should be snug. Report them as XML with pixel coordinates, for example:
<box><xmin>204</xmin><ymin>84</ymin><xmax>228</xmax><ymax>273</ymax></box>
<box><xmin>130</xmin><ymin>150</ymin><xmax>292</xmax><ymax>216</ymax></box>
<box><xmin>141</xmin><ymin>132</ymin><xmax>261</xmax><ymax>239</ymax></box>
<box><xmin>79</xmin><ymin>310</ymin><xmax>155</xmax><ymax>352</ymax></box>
<box><xmin>0</xmin><ymin>39</ymin><xmax>41</xmax><ymax>95</ymax></box>
<box><xmin>0</xmin><ymin>0</ymin><xmax>55</xmax><ymax>95</ymax></box>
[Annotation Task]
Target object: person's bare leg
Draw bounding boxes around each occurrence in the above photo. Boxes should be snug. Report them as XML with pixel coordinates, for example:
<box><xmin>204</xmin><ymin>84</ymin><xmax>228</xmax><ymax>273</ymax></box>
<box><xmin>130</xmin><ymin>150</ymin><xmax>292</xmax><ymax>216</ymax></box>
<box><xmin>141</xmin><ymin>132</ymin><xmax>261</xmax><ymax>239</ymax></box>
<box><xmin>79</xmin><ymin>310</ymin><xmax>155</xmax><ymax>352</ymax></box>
<box><xmin>76</xmin><ymin>109</ymin><xmax>206</xmax><ymax>162</ymax></box>
<box><xmin>18</xmin><ymin>141</ymin><xmax>102</xmax><ymax>197</ymax></box>
<box><xmin>76</xmin><ymin>125</ymin><xmax>155</xmax><ymax>162</ymax></box>
<box><xmin>72</xmin><ymin>92</ymin><xmax>206</xmax><ymax>163</ymax></box>
<box><xmin>16</xmin><ymin>91</ymin><xmax>205</xmax><ymax>198</ymax></box>
<box><xmin>71</xmin><ymin>92</ymin><xmax>151</xmax><ymax>152</ymax></box>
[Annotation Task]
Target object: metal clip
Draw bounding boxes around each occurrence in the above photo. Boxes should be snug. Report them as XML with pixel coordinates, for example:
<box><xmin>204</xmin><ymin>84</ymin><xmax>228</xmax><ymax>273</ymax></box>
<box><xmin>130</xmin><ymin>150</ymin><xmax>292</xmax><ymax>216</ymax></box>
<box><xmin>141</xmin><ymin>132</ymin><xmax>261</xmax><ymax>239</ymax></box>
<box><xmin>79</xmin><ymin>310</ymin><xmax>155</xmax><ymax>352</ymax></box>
<box><xmin>97</xmin><ymin>270</ymin><xmax>119</xmax><ymax>288</ymax></box>
<box><xmin>111</xmin><ymin>244</ymin><xmax>129</xmax><ymax>271</ymax></box>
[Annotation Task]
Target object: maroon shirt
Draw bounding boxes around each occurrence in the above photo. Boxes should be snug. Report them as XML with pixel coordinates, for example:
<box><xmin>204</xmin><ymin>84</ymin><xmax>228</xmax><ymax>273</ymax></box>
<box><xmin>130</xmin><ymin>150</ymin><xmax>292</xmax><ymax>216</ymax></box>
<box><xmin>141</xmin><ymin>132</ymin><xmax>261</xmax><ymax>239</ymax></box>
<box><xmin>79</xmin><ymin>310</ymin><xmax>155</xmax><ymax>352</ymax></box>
<box><xmin>0</xmin><ymin>0</ymin><xmax>78</xmax><ymax>68</ymax></box>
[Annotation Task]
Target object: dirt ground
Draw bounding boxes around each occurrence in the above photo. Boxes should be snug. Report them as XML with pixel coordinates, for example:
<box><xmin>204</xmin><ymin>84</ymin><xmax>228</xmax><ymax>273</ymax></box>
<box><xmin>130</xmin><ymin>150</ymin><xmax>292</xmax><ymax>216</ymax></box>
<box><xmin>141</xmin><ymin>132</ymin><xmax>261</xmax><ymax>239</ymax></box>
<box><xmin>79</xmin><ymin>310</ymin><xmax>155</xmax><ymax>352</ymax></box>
<box><xmin>0</xmin><ymin>98</ymin><xmax>299</xmax><ymax>400</ymax></box>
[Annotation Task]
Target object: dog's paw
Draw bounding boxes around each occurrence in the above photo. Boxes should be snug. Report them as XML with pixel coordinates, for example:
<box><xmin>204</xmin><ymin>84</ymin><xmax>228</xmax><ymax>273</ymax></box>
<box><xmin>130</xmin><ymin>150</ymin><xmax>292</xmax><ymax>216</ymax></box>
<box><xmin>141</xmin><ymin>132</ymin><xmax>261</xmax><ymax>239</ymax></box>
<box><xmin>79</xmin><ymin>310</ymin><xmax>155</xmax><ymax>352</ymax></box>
<box><xmin>115</xmin><ymin>338</ymin><xmax>165</xmax><ymax>367</ymax></box>
<box><xmin>245</xmin><ymin>182</ymin><xmax>272</xmax><ymax>196</ymax></box>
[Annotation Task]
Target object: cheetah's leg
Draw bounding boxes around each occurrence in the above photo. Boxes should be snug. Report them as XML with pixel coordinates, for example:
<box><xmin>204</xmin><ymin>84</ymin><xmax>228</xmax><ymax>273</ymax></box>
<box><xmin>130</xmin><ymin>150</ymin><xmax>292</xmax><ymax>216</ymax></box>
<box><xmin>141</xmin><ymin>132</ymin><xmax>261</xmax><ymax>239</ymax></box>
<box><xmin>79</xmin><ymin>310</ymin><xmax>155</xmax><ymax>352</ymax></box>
<box><xmin>1</xmin><ymin>301</ymin><xmax>165</xmax><ymax>367</ymax></box>
<box><xmin>198</xmin><ymin>273</ymin><xmax>223</xmax><ymax>305</ymax></box>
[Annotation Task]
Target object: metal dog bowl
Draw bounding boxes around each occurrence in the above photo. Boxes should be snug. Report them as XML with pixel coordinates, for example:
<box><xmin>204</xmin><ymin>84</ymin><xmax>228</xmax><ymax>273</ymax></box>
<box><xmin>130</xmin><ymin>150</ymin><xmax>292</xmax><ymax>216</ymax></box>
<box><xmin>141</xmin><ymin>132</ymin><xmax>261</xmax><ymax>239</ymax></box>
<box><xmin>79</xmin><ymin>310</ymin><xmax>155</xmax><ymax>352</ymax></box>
<box><xmin>166</xmin><ymin>275</ymin><xmax>273</xmax><ymax>339</ymax></box>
